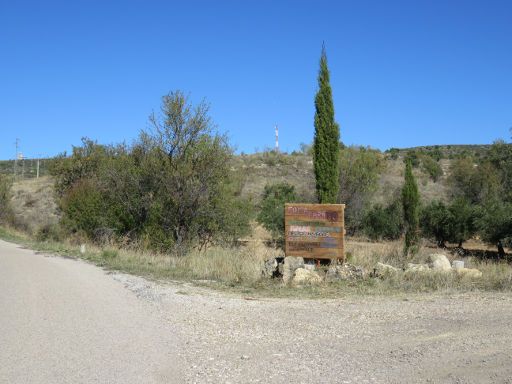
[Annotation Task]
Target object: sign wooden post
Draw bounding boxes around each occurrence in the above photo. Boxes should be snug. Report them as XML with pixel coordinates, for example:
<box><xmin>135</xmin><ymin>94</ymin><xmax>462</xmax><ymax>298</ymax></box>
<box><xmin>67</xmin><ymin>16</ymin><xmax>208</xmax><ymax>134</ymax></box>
<box><xmin>284</xmin><ymin>203</ymin><xmax>345</xmax><ymax>261</ymax></box>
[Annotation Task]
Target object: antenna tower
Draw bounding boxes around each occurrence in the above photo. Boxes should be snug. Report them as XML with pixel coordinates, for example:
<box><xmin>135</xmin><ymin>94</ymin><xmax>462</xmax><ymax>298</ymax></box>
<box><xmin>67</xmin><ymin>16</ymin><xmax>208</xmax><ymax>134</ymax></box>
<box><xmin>275</xmin><ymin>124</ymin><xmax>279</xmax><ymax>153</ymax></box>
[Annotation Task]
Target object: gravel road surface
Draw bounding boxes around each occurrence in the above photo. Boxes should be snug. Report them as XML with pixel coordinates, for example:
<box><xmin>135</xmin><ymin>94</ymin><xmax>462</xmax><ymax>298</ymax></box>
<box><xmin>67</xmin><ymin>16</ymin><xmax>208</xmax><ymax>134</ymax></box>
<box><xmin>1</xmin><ymin>239</ymin><xmax>512</xmax><ymax>383</ymax></box>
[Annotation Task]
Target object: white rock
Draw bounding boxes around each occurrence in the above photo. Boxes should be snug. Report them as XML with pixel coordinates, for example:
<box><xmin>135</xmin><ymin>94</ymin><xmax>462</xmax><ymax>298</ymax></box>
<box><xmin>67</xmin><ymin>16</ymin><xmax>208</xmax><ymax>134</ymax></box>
<box><xmin>262</xmin><ymin>258</ymin><xmax>278</xmax><ymax>278</ymax></box>
<box><xmin>303</xmin><ymin>263</ymin><xmax>316</xmax><ymax>271</ymax></box>
<box><xmin>282</xmin><ymin>256</ymin><xmax>304</xmax><ymax>283</ymax></box>
<box><xmin>292</xmin><ymin>268</ymin><xmax>322</xmax><ymax>286</ymax></box>
<box><xmin>326</xmin><ymin>264</ymin><xmax>365</xmax><ymax>281</ymax></box>
<box><xmin>452</xmin><ymin>260</ymin><xmax>465</xmax><ymax>270</ymax></box>
<box><xmin>428</xmin><ymin>254</ymin><xmax>452</xmax><ymax>272</ymax></box>
<box><xmin>374</xmin><ymin>262</ymin><xmax>400</xmax><ymax>276</ymax></box>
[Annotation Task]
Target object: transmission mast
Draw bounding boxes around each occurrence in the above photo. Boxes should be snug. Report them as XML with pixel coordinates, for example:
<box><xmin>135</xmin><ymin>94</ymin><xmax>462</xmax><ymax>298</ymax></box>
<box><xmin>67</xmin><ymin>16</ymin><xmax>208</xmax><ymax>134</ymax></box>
<box><xmin>275</xmin><ymin>124</ymin><xmax>279</xmax><ymax>153</ymax></box>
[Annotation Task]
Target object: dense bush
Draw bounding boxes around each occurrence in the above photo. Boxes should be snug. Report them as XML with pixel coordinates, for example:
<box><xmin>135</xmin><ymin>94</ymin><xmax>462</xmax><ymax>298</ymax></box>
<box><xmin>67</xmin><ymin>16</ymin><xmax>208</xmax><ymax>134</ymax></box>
<box><xmin>420</xmin><ymin>200</ymin><xmax>451</xmax><ymax>247</ymax></box>
<box><xmin>477</xmin><ymin>200</ymin><xmax>512</xmax><ymax>257</ymax></box>
<box><xmin>446</xmin><ymin>141</ymin><xmax>512</xmax><ymax>254</ymax></box>
<box><xmin>420</xmin><ymin>198</ymin><xmax>477</xmax><ymax>248</ymax></box>
<box><xmin>256</xmin><ymin>182</ymin><xmax>297</xmax><ymax>243</ymax></box>
<box><xmin>449</xmin><ymin>157</ymin><xmax>501</xmax><ymax>204</ymax></box>
<box><xmin>362</xmin><ymin>198</ymin><xmax>403</xmax><ymax>241</ymax></box>
<box><xmin>54</xmin><ymin>91</ymin><xmax>252</xmax><ymax>254</ymax></box>
<box><xmin>0</xmin><ymin>175</ymin><xmax>13</xmax><ymax>224</ymax></box>
<box><xmin>486</xmin><ymin>140</ymin><xmax>512</xmax><ymax>202</ymax></box>
<box><xmin>338</xmin><ymin>146</ymin><xmax>384</xmax><ymax>234</ymax></box>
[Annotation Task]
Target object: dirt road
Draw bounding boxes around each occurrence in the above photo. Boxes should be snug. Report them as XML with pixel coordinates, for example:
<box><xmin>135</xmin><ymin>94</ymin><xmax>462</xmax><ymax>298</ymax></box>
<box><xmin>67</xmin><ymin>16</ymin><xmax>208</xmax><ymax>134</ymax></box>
<box><xmin>0</xmin><ymin>240</ymin><xmax>183</xmax><ymax>383</ymax></box>
<box><xmin>2</xmin><ymin>239</ymin><xmax>512</xmax><ymax>383</ymax></box>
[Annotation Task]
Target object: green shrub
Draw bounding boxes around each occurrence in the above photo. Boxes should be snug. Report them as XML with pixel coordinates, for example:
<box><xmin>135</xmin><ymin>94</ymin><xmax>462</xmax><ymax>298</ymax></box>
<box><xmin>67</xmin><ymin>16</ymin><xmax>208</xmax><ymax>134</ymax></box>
<box><xmin>450</xmin><ymin>157</ymin><xmax>501</xmax><ymax>204</ymax></box>
<box><xmin>420</xmin><ymin>198</ymin><xmax>478</xmax><ymax>248</ymax></box>
<box><xmin>55</xmin><ymin>90</ymin><xmax>252</xmax><ymax>254</ymax></box>
<box><xmin>420</xmin><ymin>200</ymin><xmax>451</xmax><ymax>247</ymax></box>
<box><xmin>257</xmin><ymin>182</ymin><xmax>297</xmax><ymax>243</ymax></box>
<box><xmin>363</xmin><ymin>199</ymin><xmax>403</xmax><ymax>241</ymax></box>
<box><xmin>60</xmin><ymin>178</ymin><xmax>110</xmax><ymax>238</ymax></box>
<box><xmin>477</xmin><ymin>200</ymin><xmax>512</xmax><ymax>256</ymax></box>
<box><xmin>35</xmin><ymin>223</ymin><xmax>64</xmax><ymax>242</ymax></box>
<box><xmin>0</xmin><ymin>175</ymin><xmax>13</xmax><ymax>224</ymax></box>
<box><xmin>339</xmin><ymin>146</ymin><xmax>384</xmax><ymax>234</ymax></box>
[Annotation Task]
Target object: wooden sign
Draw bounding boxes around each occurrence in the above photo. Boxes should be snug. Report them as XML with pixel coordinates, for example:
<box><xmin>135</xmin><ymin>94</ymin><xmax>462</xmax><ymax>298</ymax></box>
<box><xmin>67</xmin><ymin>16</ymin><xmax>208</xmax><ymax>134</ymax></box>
<box><xmin>284</xmin><ymin>203</ymin><xmax>345</xmax><ymax>260</ymax></box>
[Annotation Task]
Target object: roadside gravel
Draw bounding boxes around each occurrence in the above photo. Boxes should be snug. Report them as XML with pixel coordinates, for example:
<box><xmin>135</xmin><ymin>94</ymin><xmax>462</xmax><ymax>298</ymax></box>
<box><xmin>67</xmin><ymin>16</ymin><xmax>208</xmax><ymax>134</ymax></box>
<box><xmin>2</xmin><ymin>239</ymin><xmax>512</xmax><ymax>383</ymax></box>
<box><xmin>115</xmin><ymin>273</ymin><xmax>512</xmax><ymax>384</ymax></box>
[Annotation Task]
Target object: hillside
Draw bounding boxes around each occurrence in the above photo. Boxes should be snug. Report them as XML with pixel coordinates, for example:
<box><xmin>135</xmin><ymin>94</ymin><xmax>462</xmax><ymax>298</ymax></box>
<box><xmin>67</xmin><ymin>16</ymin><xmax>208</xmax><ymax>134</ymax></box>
<box><xmin>3</xmin><ymin>145</ymin><xmax>474</xmax><ymax>234</ymax></box>
<box><xmin>235</xmin><ymin>150</ymin><xmax>451</xmax><ymax>205</ymax></box>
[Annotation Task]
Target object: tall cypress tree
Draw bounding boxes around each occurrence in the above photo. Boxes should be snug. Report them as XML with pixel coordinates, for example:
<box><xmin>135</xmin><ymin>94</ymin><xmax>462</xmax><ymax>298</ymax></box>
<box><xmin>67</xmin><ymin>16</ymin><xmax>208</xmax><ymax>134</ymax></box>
<box><xmin>402</xmin><ymin>160</ymin><xmax>420</xmax><ymax>255</ymax></box>
<box><xmin>313</xmin><ymin>45</ymin><xmax>340</xmax><ymax>204</ymax></box>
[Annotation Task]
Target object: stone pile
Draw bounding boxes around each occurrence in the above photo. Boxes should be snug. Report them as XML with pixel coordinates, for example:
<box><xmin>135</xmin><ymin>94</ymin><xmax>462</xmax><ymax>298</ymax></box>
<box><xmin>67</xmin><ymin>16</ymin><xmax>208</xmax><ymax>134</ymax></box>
<box><xmin>262</xmin><ymin>256</ymin><xmax>366</xmax><ymax>286</ymax></box>
<box><xmin>373</xmin><ymin>254</ymin><xmax>482</xmax><ymax>278</ymax></box>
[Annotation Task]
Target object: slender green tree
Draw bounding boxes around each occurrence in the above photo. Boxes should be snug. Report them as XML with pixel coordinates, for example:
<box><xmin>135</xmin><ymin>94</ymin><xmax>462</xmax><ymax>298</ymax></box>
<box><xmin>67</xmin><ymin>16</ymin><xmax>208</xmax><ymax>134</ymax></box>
<box><xmin>402</xmin><ymin>160</ymin><xmax>420</xmax><ymax>255</ymax></box>
<box><xmin>313</xmin><ymin>45</ymin><xmax>340</xmax><ymax>203</ymax></box>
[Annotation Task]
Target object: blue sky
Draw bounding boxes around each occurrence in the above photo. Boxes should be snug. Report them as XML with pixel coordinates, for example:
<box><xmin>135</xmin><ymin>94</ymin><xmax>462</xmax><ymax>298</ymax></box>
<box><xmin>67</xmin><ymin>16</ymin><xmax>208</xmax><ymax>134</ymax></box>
<box><xmin>1</xmin><ymin>0</ymin><xmax>511</xmax><ymax>159</ymax></box>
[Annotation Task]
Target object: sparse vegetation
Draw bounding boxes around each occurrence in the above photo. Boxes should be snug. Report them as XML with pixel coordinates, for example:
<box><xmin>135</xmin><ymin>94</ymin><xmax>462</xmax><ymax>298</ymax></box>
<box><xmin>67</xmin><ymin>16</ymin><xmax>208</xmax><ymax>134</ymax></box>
<box><xmin>421</xmin><ymin>155</ymin><xmax>443</xmax><ymax>182</ymax></box>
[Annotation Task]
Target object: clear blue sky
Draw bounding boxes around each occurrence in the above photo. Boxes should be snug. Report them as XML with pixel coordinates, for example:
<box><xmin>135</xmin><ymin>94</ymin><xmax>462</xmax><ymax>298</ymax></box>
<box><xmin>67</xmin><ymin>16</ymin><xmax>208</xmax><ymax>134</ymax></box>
<box><xmin>1</xmin><ymin>0</ymin><xmax>511</xmax><ymax>159</ymax></box>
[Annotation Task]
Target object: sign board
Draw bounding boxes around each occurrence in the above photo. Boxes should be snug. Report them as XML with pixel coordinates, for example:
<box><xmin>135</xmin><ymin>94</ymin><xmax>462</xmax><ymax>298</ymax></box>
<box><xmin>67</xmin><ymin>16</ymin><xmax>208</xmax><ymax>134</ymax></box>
<box><xmin>284</xmin><ymin>203</ymin><xmax>345</xmax><ymax>260</ymax></box>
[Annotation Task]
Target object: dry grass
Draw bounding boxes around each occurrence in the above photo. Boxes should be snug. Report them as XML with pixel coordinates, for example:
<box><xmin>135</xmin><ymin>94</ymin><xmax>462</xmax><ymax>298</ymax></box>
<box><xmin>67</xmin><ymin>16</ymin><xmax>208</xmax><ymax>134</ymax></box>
<box><xmin>345</xmin><ymin>238</ymin><xmax>512</xmax><ymax>294</ymax></box>
<box><xmin>2</xmin><ymin>224</ymin><xmax>511</xmax><ymax>297</ymax></box>
<box><xmin>374</xmin><ymin>158</ymin><xmax>449</xmax><ymax>205</ymax></box>
<box><xmin>10</xmin><ymin>176</ymin><xmax>59</xmax><ymax>234</ymax></box>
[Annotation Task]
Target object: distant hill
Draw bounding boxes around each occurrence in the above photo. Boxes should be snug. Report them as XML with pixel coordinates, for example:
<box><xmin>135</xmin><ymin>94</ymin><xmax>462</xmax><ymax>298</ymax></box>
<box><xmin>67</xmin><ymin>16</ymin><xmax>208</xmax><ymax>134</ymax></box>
<box><xmin>3</xmin><ymin>143</ymin><xmax>497</xmax><ymax>234</ymax></box>
<box><xmin>385</xmin><ymin>144</ymin><xmax>495</xmax><ymax>159</ymax></box>
<box><xmin>234</xmin><ymin>150</ymin><xmax>450</xmax><ymax>206</ymax></box>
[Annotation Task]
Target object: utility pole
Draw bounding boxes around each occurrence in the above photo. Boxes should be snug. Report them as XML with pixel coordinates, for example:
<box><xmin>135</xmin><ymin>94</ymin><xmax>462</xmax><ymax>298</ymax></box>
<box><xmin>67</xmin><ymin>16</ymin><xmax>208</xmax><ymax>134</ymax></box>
<box><xmin>14</xmin><ymin>138</ymin><xmax>19</xmax><ymax>179</ymax></box>
<box><xmin>20</xmin><ymin>152</ymin><xmax>25</xmax><ymax>179</ymax></box>
<box><xmin>275</xmin><ymin>124</ymin><xmax>279</xmax><ymax>153</ymax></box>
<box><xmin>36</xmin><ymin>154</ymin><xmax>42</xmax><ymax>178</ymax></box>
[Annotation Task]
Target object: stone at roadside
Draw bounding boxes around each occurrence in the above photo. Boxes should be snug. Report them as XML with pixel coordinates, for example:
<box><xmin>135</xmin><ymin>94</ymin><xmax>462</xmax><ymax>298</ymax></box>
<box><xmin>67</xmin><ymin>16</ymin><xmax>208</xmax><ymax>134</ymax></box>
<box><xmin>282</xmin><ymin>256</ymin><xmax>304</xmax><ymax>284</ymax></box>
<box><xmin>428</xmin><ymin>254</ymin><xmax>452</xmax><ymax>272</ymax></box>
<box><xmin>405</xmin><ymin>263</ymin><xmax>430</xmax><ymax>273</ymax></box>
<box><xmin>262</xmin><ymin>258</ymin><xmax>278</xmax><ymax>278</ymax></box>
<box><xmin>303</xmin><ymin>263</ymin><xmax>316</xmax><ymax>271</ymax></box>
<box><xmin>455</xmin><ymin>267</ymin><xmax>483</xmax><ymax>279</ymax></box>
<box><xmin>452</xmin><ymin>260</ymin><xmax>465</xmax><ymax>270</ymax></box>
<box><xmin>374</xmin><ymin>262</ymin><xmax>400</xmax><ymax>277</ymax></box>
<box><xmin>326</xmin><ymin>264</ymin><xmax>365</xmax><ymax>282</ymax></box>
<box><xmin>292</xmin><ymin>268</ymin><xmax>322</xmax><ymax>286</ymax></box>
